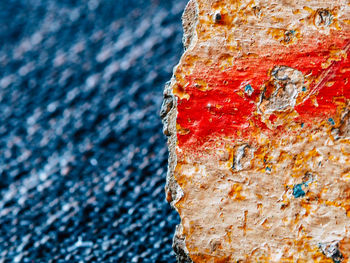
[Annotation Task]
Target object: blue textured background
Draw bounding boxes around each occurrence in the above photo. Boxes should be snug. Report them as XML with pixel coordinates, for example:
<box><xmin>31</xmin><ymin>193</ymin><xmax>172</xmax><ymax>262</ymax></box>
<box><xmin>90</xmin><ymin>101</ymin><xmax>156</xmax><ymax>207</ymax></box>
<box><xmin>0</xmin><ymin>0</ymin><xmax>187</xmax><ymax>262</ymax></box>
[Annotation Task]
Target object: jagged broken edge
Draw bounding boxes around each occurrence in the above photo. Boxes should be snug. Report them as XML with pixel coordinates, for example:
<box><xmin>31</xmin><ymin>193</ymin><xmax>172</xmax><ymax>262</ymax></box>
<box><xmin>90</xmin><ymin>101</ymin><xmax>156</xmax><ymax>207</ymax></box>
<box><xmin>160</xmin><ymin>1</ymin><xmax>199</xmax><ymax>262</ymax></box>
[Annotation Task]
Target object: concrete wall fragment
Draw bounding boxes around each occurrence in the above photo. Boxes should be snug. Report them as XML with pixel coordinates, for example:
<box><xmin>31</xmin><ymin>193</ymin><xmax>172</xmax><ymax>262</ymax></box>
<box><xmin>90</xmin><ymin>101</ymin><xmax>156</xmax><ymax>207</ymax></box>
<box><xmin>162</xmin><ymin>0</ymin><xmax>350</xmax><ymax>262</ymax></box>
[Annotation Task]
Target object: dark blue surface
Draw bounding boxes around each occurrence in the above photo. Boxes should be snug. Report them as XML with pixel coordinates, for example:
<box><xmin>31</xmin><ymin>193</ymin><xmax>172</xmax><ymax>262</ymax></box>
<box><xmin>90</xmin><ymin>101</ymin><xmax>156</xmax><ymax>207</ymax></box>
<box><xmin>0</xmin><ymin>0</ymin><xmax>187</xmax><ymax>262</ymax></box>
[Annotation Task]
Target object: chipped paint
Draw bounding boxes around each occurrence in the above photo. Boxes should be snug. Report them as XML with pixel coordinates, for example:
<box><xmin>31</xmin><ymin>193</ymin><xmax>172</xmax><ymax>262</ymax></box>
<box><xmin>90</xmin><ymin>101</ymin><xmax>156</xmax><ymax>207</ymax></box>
<box><xmin>163</xmin><ymin>0</ymin><xmax>350</xmax><ymax>262</ymax></box>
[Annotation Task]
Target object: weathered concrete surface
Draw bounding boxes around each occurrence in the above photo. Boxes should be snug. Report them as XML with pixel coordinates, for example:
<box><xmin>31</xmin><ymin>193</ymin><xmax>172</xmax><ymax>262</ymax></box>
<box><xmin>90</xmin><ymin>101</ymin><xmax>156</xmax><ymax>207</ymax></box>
<box><xmin>163</xmin><ymin>0</ymin><xmax>350</xmax><ymax>262</ymax></box>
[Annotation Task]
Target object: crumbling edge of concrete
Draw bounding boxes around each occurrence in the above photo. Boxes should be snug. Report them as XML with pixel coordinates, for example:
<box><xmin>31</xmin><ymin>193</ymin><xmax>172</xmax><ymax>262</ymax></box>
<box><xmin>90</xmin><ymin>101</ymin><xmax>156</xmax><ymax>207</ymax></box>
<box><xmin>160</xmin><ymin>1</ymin><xmax>199</xmax><ymax>262</ymax></box>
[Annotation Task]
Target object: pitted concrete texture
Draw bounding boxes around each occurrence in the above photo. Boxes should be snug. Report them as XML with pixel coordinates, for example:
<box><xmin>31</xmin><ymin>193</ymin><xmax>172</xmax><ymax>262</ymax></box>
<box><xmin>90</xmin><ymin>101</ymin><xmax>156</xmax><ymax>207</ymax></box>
<box><xmin>164</xmin><ymin>0</ymin><xmax>350</xmax><ymax>262</ymax></box>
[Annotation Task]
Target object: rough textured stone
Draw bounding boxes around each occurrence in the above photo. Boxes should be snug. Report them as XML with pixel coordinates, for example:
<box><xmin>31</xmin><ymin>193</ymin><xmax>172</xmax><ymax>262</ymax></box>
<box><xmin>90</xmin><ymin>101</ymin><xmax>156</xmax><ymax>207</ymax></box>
<box><xmin>163</xmin><ymin>0</ymin><xmax>350</xmax><ymax>262</ymax></box>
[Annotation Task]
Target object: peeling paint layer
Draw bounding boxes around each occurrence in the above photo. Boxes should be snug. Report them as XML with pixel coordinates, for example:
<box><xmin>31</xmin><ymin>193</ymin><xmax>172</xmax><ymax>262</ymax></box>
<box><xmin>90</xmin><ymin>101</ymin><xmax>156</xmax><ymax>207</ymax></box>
<box><xmin>163</xmin><ymin>0</ymin><xmax>350</xmax><ymax>262</ymax></box>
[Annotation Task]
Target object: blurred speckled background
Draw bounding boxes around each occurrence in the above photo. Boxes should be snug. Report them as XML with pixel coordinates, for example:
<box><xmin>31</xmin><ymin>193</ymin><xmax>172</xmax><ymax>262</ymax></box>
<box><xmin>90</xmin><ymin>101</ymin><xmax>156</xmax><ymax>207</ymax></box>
<box><xmin>0</xmin><ymin>0</ymin><xmax>187</xmax><ymax>262</ymax></box>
